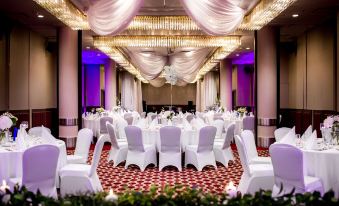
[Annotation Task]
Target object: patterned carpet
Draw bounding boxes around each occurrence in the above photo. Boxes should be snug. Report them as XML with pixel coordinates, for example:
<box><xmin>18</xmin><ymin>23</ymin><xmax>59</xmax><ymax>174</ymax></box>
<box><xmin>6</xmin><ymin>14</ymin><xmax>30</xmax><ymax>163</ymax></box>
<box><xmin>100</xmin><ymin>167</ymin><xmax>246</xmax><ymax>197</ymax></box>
<box><xmin>68</xmin><ymin>145</ymin><xmax>269</xmax><ymax>195</ymax></box>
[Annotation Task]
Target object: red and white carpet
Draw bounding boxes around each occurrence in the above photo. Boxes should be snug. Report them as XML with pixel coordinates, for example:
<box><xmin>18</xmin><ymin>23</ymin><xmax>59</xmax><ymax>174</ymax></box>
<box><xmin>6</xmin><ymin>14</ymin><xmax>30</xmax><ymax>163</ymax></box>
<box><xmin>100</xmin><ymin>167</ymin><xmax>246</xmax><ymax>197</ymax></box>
<box><xmin>69</xmin><ymin>146</ymin><xmax>269</xmax><ymax>195</ymax></box>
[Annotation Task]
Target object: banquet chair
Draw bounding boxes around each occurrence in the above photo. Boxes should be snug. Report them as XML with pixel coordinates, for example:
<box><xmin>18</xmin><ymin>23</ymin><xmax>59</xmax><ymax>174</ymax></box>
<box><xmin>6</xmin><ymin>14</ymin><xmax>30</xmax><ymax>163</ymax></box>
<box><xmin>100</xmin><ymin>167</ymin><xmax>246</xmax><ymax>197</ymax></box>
<box><xmin>185</xmin><ymin>126</ymin><xmax>217</xmax><ymax>171</ymax></box>
<box><xmin>274</xmin><ymin>127</ymin><xmax>291</xmax><ymax>142</ymax></box>
<box><xmin>59</xmin><ymin>135</ymin><xmax>108</xmax><ymax>196</ymax></box>
<box><xmin>125</xmin><ymin>115</ymin><xmax>134</xmax><ymax>125</ymax></box>
<box><xmin>186</xmin><ymin>114</ymin><xmax>195</xmax><ymax>123</ymax></box>
<box><xmin>28</xmin><ymin>126</ymin><xmax>51</xmax><ymax>136</ymax></box>
<box><xmin>269</xmin><ymin>143</ymin><xmax>324</xmax><ymax>196</ymax></box>
<box><xmin>235</xmin><ymin>135</ymin><xmax>274</xmax><ymax>195</ymax></box>
<box><xmin>125</xmin><ymin>126</ymin><xmax>157</xmax><ymax>171</ymax></box>
<box><xmin>106</xmin><ymin>122</ymin><xmax>128</xmax><ymax>167</ymax></box>
<box><xmin>242</xmin><ymin>116</ymin><xmax>255</xmax><ymax>133</ymax></box>
<box><xmin>67</xmin><ymin>128</ymin><xmax>93</xmax><ymax>164</ymax></box>
<box><xmin>241</xmin><ymin>130</ymin><xmax>271</xmax><ymax>164</ymax></box>
<box><xmin>212</xmin><ymin>119</ymin><xmax>224</xmax><ymax>140</ymax></box>
<box><xmin>141</xmin><ymin>112</ymin><xmax>146</xmax><ymax>119</ymax></box>
<box><xmin>159</xmin><ymin>126</ymin><xmax>182</xmax><ymax>171</ymax></box>
<box><xmin>99</xmin><ymin>116</ymin><xmax>113</xmax><ymax>139</ymax></box>
<box><xmin>213</xmin><ymin>123</ymin><xmax>235</xmax><ymax>167</ymax></box>
<box><xmin>117</xmin><ymin>118</ymin><xmax>128</xmax><ymax>140</ymax></box>
<box><xmin>9</xmin><ymin>144</ymin><xmax>59</xmax><ymax>198</ymax></box>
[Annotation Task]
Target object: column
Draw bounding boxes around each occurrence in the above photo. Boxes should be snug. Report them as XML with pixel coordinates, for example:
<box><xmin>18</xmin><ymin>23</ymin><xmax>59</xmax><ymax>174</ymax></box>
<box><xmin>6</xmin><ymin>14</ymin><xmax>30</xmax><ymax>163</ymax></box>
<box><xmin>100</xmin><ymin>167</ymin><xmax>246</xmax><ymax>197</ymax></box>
<box><xmin>196</xmin><ymin>80</ymin><xmax>201</xmax><ymax>112</ymax></box>
<box><xmin>220</xmin><ymin>59</ymin><xmax>232</xmax><ymax>111</ymax></box>
<box><xmin>58</xmin><ymin>27</ymin><xmax>78</xmax><ymax>147</ymax></box>
<box><xmin>256</xmin><ymin>26</ymin><xmax>278</xmax><ymax>147</ymax></box>
<box><xmin>104</xmin><ymin>59</ymin><xmax>116</xmax><ymax>110</ymax></box>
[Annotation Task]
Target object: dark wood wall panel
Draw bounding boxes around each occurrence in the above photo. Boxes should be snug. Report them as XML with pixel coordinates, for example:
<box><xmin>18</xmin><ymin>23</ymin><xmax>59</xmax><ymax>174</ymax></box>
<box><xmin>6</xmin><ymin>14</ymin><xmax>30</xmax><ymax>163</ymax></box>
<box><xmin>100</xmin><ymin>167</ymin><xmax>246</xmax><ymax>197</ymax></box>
<box><xmin>32</xmin><ymin>108</ymin><xmax>58</xmax><ymax>136</ymax></box>
<box><xmin>280</xmin><ymin>109</ymin><xmax>339</xmax><ymax>137</ymax></box>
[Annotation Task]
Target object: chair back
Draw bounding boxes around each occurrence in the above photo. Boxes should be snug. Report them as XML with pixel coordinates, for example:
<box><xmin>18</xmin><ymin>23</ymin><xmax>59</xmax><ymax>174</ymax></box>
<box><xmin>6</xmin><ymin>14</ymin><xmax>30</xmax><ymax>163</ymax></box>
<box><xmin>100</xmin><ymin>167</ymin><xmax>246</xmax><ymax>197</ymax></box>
<box><xmin>106</xmin><ymin>122</ymin><xmax>119</xmax><ymax>149</ymax></box>
<box><xmin>242</xmin><ymin>116</ymin><xmax>255</xmax><ymax>132</ymax></box>
<box><xmin>186</xmin><ymin>114</ymin><xmax>195</xmax><ymax>123</ymax></box>
<box><xmin>125</xmin><ymin>125</ymin><xmax>145</xmax><ymax>152</ymax></box>
<box><xmin>197</xmin><ymin>126</ymin><xmax>216</xmax><ymax>153</ymax></box>
<box><xmin>22</xmin><ymin>144</ymin><xmax>59</xmax><ymax>192</ymax></box>
<box><xmin>141</xmin><ymin>112</ymin><xmax>146</xmax><ymax>118</ymax></box>
<box><xmin>212</xmin><ymin>120</ymin><xmax>224</xmax><ymax>138</ymax></box>
<box><xmin>160</xmin><ymin>126</ymin><xmax>181</xmax><ymax>153</ymax></box>
<box><xmin>223</xmin><ymin>123</ymin><xmax>235</xmax><ymax>149</ymax></box>
<box><xmin>240</xmin><ymin>130</ymin><xmax>258</xmax><ymax>162</ymax></box>
<box><xmin>117</xmin><ymin>118</ymin><xmax>128</xmax><ymax>139</ymax></box>
<box><xmin>274</xmin><ymin>127</ymin><xmax>291</xmax><ymax>142</ymax></box>
<box><xmin>124</xmin><ymin>113</ymin><xmax>132</xmax><ymax>119</ymax></box>
<box><xmin>100</xmin><ymin>116</ymin><xmax>113</xmax><ymax>134</ymax></box>
<box><xmin>269</xmin><ymin>143</ymin><xmax>305</xmax><ymax>191</ymax></box>
<box><xmin>28</xmin><ymin>126</ymin><xmax>51</xmax><ymax>136</ymax></box>
<box><xmin>234</xmin><ymin>135</ymin><xmax>251</xmax><ymax>175</ymax></box>
<box><xmin>74</xmin><ymin>128</ymin><xmax>93</xmax><ymax>160</ymax></box>
<box><xmin>89</xmin><ymin>135</ymin><xmax>109</xmax><ymax>177</ymax></box>
<box><xmin>125</xmin><ymin>116</ymin><xmax>134</xmax><ymax>125</ymax></box>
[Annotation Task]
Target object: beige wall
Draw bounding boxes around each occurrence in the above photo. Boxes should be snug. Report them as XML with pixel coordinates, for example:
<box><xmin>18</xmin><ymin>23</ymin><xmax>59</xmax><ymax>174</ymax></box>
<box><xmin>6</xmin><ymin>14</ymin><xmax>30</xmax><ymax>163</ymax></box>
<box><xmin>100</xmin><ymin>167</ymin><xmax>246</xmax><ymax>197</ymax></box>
<box><xmin>142</xmin><ymin>83</ymin><xmax>196</xmax><ymax>105</ymax></box>
<box><xmin>1</xmin><ymin>25</ymin><xmax>57</xmax><ymax>111</ymax></box>
<box><xmin>280</xmin><ymin>21</ymin><xmax>335</xmax><ymax>110</ymax></box>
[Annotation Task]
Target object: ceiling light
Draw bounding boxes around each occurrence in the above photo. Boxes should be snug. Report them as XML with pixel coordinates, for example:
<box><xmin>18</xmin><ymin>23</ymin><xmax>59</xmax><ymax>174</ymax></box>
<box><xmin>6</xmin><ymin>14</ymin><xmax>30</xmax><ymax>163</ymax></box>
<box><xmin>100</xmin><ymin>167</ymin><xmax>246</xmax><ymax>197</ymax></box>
<box><xmin>236</xmin><ymin>54</ymin><xmax>240</xmax><ymax>57</ymax></box>
<box><xmin>37</xmin><ymin>14</ymin><xmax>44</xmax><ymax>18</ymax></box>
<box><xmin>86</xmin><ymin>46</ymin><xmax>90</xmax><ymax>49</ymax></box>
<box><xmin>292</xmin><ymin>14</ymin><xmax>299</xmax><ymax>18</ymax></box>
<box><xmin>246</xmin><ymin>47</ymin><xmax>250</xmax><ymax>50</ymax></box>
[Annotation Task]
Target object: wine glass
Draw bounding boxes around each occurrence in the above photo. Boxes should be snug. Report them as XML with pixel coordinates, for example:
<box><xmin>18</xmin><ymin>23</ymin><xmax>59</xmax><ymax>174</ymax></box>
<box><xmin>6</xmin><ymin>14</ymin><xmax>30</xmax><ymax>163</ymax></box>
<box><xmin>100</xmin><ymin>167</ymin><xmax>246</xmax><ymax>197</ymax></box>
<box><xmin>296</xmin><ymin>134</ymin><xmax>302</xmax><ymax>148</ymax></box>
<box><xmin>20</xmin><ymin>121</ymin><xmax>29</xmax><ymax>130</ymax></box>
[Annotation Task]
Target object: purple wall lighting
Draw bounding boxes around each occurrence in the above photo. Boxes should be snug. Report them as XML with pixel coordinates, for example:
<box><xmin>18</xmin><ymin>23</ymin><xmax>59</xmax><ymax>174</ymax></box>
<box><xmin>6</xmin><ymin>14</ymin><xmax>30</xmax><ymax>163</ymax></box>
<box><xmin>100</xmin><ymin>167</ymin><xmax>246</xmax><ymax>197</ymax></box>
<box><xmin>232</xmin><ymin>51</ymin><xmax>254</xmax><ymax>65</ymax></box>
<box><xmin>85</xmin><ymin>64</ymin><xmax>101</xmax><ymax>106</ymax></box>
<box><xmin>82</xmin><ymin>50</ymin><xmax>109</xmax><ymax>64</ymax></box>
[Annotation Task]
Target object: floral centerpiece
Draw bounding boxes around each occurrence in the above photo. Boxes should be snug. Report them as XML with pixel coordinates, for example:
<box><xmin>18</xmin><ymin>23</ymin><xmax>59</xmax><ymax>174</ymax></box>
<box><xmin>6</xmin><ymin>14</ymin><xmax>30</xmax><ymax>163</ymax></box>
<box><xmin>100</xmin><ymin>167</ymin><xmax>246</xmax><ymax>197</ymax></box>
<box><xmin>323</xmin><ymin>115</ymin><xmax>339</xmax><ymax>144</ymax></box>
<box><xmin>166</xmin><ymin>111</ymin><xmax>175</xmax><ymax>121</ymax></box>
<box><xmin>237</xmin><ymin>107</ymin><xmax>247</xmax><ymax>116</ymax></box>
<box><xmin>96</xmin><ymin>107</ymin><xmax>105</xmax><ymax>115</ymax></box>
<box><xmin>0</xmin><ymin>112</ymin><xmax>17</xmax><ymax>141</ymax></box>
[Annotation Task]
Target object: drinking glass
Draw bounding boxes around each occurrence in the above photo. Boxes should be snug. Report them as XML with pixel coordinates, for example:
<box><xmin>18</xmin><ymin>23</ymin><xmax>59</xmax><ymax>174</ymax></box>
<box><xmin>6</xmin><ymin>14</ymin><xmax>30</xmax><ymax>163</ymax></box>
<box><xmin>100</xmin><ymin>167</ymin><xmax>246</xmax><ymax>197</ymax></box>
<box><xmin>296</xmin><ymin>134</ymin><xmax>302</xmax><ymax>148</ymax></box>
<box><xmin>20</xmin><ymin>121</ymin><xmax>29</xmax><ymax>130</ymax></box>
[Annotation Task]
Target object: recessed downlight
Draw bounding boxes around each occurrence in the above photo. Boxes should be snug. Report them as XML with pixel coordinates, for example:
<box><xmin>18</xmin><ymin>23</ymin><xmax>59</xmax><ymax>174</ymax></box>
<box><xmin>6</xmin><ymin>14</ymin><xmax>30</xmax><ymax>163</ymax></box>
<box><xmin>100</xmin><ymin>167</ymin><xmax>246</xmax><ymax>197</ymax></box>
<box><xmin>292</xmin><ymin>14</ymin><xmax>299</xmax><ymax>18</ymax></box>
<box><xmin>37</xmin><ymin>14</ymin><xmax>44</xmax><ymax>18</ymax></box>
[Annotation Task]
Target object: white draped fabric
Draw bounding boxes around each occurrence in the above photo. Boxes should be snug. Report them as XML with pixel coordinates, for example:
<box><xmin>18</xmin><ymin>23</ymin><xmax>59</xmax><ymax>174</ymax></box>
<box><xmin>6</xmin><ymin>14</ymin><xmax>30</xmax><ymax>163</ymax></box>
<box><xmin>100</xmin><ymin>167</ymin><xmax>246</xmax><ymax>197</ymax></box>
<box><xmin>196</xmin><ymin>80</ymin><xmax>202</xmax><ymax>111</ymax></box>
<box><xmin>204</xmin><ymin>72</ymin><xmax>217</xmax><ymax>108</ymax></box>
<box><xmin>121</xmin><ymin>72</ymin><xmax>135</xmax><ymax>110</ymax></box>
<box><xmin>170</xmin><ymin>48</ymin><xmax>211</xmax><ymax>83</ymax></box>
<box><xmin>134</xmin><ymin>79</ymin><xmax>143</xmax><ymax>113</ymax></box>
<box><xmin>180</xmin><ymin>0</ymin><xmax>245</xmax><ymax>35</ymax></box>
<box><xmin>149</xmin><ymin>78</ymin><xmax>166</xmax><ymax>87</ymax></box>
<box><xmin>87</xmin><ymin>0</ymin><xmax>144</xmax><ymax>35</ymax></box>
<box><xmin>128</xmin><ymin>51</ymin><xmax>167</xmax><ymax>80</ymax></box>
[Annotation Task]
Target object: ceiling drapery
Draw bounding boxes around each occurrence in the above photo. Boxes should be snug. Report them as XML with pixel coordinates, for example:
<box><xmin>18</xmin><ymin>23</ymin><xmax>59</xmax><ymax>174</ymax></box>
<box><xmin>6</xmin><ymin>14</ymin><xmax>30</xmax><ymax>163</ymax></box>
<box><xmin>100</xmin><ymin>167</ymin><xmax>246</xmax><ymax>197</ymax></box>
<box><xmin>180</xmin><ymin>0</ymin><xmax>245</xmax><ymax>35</ymax></box>
<box><xmin>125</xmin><ymin>48</ymin><xmax>212</xmax><ymax>85</ymax></box>
<box><xmin>87</xmin><ymin>0</ymin><xmax>144</xmax><ymax>35</ymax></box>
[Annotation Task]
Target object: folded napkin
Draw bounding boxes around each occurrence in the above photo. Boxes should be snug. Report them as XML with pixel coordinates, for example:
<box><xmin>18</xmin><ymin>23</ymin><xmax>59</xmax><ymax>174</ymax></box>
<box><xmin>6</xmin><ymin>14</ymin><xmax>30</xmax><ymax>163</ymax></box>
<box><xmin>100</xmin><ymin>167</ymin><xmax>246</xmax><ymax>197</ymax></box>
<box><xmin>183</xmin><ymin>119</ymin><xmax>192</xmax><ymax>130</ymax></box>
<box><xmin>136</xmin><ymin>118</ymin><xmax>147</xmax><ymax>129</ymax></box>
<box><xmin>15</xmin><ymin>129</ymin><xmax>27</xmax><ymax>151</ymax></box>
<box><xmin>41</xmin><ymin>126</ymin><xmax>57</xmax><ymax>145</ymax></box>
<box><xmin>301</xmin><ymin>125</ymin><xmax>312</xmax><ymax>141</ymax></box>
<box><xmin>149</xmin><ymin>118</ymin><xmax>158</xmax><ymax>130</ymax></box>
<box><xmin>279</xmin><ymin>126</ymin><xmax>296</xmax><ymax>145</ymax></box>
<box><xmin>304</xmin><ymin>131</ymin><xmax>317</xmax><ymax>150</ymax></box>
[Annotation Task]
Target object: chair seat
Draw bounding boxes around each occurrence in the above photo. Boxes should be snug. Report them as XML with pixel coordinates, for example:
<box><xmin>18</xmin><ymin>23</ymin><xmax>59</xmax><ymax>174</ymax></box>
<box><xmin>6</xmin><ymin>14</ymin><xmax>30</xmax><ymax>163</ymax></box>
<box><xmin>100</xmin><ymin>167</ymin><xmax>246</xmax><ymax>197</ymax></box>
<box><xmin>249</xmin><ymin>156</ymin><xmax>271</xmax><ymax>164</ymax></box>
<box><xmin>213</xmin><ymin>141</ymin><xmax>225</xmax><ymax>149</ymax></box>
<box><xmin>67</xmin><ymin>155</ymin><xmax>87</xmax><ymax>164</ymax></box>
<box><xmin>186</xmin><ymin>145</ymin><xmax>198</xmax><ymax>152</ymax></box>
<box><xmin>60</xmin><ymin>164</ymin><xmax>91</xmax><ymax>177</ymax></box>
<box><xmin>304</xmin><ymin>176</ymin><xmax>323</xmax><ymax>192</ymax></box>
<box><xmin>144</xmin><ymin>144</ymin><xmax>155</xmax><ymax>151</ymax></box>
<box><xmin>249</xmin><ymin>163</ymin><xmax>274</xmax><ymax>177</ymax></box>
<box><xmin>117</xmin><ymin>141</ymin><xmax>128</xmax><ymax>147</ymax></box>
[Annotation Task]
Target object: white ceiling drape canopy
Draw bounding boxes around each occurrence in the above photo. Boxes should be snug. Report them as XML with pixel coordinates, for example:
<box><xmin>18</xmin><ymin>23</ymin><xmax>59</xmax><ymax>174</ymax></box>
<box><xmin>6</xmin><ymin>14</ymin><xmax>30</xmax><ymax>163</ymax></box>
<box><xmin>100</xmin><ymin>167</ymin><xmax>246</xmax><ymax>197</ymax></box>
<box><xmin>87</xmin><ymin>0</ymin><xmax>144</xmax><ymax>35</ymax></box>
<box><xmin>180</xmin><ymin>0</ymin><xmax>245</xmax><ymax>35</ymax></box>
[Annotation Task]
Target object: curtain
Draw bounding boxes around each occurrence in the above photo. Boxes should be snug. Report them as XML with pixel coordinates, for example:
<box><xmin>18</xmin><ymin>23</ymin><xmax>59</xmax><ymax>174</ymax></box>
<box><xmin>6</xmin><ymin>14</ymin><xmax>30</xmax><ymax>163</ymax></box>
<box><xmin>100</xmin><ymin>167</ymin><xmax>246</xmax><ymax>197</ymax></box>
<box><xmin>87</xmin><ymin>0</ymin><xmax>144</xmax><ymax>35</ymax></box>
<box><xmin>121</xmin><ymin>72</ymin><xmax>135</xmax><ymax>110</ymax></box>
<box><xmin>196</xmin><ymin>80</ymin><xmax>201</xmax><ymax>112</ymax></box>
<box><xmin>180</xmin><ymin>0</ymin><xmax>244</xmax><ymax>35</ymax></box>
<box><xmin>134</xmin><ymin>80</ymin><xmax>143</xmax><ymax>113</ymax></box>
<box><xmin>204</xmin><ymin>72</ymin><xmax>217</xmax><ymax>109</ymax></box>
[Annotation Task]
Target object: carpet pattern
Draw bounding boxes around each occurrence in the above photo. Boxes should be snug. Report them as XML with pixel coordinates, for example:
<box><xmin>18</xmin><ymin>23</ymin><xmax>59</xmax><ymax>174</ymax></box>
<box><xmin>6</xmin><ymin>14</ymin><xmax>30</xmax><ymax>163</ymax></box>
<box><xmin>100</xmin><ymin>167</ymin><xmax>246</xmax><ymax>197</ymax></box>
<box><xmin>68</xmin><ymin>146</ymin><xmax>269</xmax><ymax>195</ymax></box>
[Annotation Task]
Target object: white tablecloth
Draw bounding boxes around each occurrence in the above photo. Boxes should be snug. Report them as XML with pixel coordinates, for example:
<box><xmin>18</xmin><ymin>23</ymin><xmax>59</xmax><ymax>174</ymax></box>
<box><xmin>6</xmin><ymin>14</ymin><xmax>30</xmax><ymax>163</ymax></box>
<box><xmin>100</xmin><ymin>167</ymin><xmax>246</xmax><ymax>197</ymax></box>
<box><xmin>303</xmin><ymin>148</ymin><xmax>339</xmax><ymax>195</ymax></box>
<box><xmin>0</xmin><ymin>139</ymin><xmax>67</xmax><ymax>187</ymax></box>
<box><xmin>83</xmin><ymin>118</ymin><xmax>100</xmax><ymax>137</ymax></box>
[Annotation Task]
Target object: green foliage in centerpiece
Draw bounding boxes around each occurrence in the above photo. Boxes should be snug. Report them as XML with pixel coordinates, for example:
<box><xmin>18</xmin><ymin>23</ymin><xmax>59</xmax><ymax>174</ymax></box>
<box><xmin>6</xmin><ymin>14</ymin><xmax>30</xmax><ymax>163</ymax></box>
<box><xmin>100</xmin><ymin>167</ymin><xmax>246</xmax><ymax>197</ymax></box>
<box><xmin>1</xmin><ymin>185</ymin><xmax>339</xmax><ymax>206</ymax></box>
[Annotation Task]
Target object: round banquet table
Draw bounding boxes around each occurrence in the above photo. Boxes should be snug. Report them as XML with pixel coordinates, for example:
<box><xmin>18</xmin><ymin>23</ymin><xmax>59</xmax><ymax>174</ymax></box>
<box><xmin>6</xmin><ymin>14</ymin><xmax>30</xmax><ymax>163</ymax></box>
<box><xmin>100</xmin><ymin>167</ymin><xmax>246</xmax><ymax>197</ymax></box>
<box><xmin>83</xmin><ymin>117</ymin><xmax>100</xmax><ymax>137</ymax></box>
<box><xmin>141</xmin><ymin>125</ymin><xmax>198</xmax><ymax>152</ymax></box>
<box><xmin>0</xmin><ymin>138</ymin><xmax>67</xmax><ymax>187</ymax></box>
<box><xmin>303</xmin><ymin>148</ymin><xmax>339</xmax><ymax>196</ymax></box>
<box><xmin>224</xmin><ymin>118</ymin><xmax>242</xmax><ymax>136</ymax></box>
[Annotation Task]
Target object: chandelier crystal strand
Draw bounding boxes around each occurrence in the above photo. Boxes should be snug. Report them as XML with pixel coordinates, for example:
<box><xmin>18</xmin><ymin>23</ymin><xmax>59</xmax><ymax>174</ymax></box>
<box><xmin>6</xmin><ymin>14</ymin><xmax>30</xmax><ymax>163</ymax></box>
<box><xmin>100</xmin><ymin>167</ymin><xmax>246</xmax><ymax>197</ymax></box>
<box><xmin>93</xmin><ymin>36</ymin><xmax>240</xmax><ymax>48</ymax></box>
<box><xmin>33</xmin><ymin>0</ymin><xmax>89</xmax><ymax>30</ymax></box>
<box><xmin>238</xmin><ymin>0</ymin><xmax>297</xmax><ymax>30</ymax></box>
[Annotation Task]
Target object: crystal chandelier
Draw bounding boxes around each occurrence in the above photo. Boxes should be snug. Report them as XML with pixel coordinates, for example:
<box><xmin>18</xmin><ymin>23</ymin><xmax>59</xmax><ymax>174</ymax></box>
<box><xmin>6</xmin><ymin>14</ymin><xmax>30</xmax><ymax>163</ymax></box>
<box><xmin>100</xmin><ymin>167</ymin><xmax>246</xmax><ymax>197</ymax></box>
<box><xmin>163</xmin><ymin>66</ymin><xmax>177</xmax><ymax>85</ymax></box>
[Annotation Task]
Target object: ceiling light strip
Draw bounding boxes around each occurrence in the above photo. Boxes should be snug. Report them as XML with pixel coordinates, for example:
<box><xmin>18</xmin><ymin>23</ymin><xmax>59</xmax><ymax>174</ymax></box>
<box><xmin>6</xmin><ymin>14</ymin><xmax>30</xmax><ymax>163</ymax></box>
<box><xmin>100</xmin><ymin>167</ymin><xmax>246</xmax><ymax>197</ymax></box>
<box><xmin>33</xmin><ymin>0</ymin><xmax>89</xmax><ymax>30</ymax></box>
<box><xmin>93</xmin><ymin>36</ymin><xmax>241</xmax><ymax>48</ymax></box>
<box><xmin>238</xmin><ymin>0</ymin><xmax>297</xmax><ymax>30</ymax></box>
<box><xmin>94</xmin><ymin>45</ymin><xmax>148</xmax><ymax>83</ymax></box>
